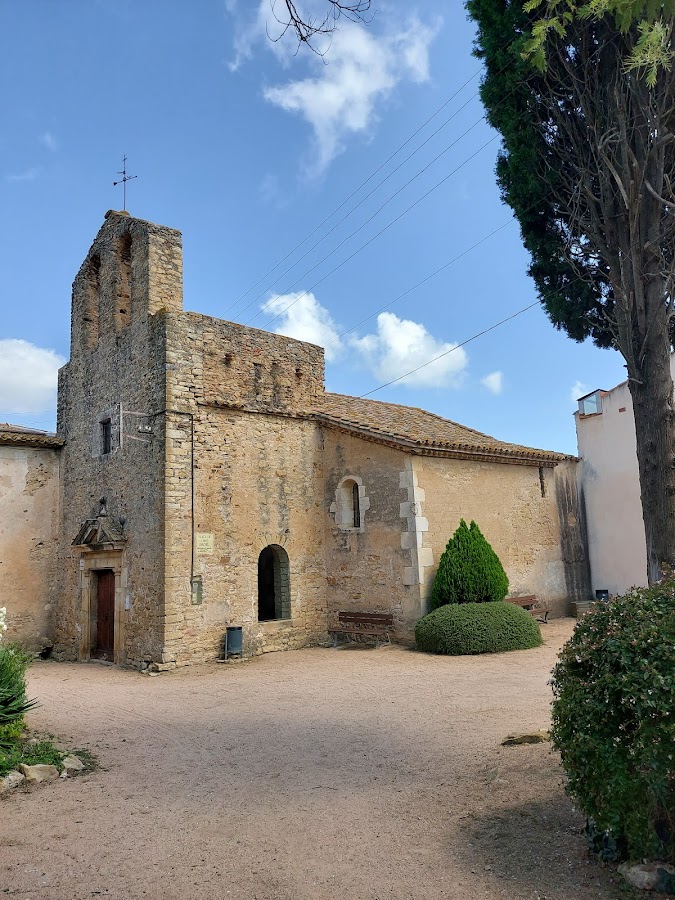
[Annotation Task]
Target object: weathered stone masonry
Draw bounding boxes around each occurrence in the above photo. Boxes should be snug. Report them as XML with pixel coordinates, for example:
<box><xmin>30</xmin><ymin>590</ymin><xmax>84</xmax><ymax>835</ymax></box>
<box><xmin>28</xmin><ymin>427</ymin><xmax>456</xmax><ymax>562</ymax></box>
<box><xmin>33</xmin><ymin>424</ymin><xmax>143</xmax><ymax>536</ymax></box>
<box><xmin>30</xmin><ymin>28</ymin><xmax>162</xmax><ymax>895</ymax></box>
<box><xmin>12</xmin><ymin>209</ymin><xmax>590</xmax><ymax>668</ymax></box>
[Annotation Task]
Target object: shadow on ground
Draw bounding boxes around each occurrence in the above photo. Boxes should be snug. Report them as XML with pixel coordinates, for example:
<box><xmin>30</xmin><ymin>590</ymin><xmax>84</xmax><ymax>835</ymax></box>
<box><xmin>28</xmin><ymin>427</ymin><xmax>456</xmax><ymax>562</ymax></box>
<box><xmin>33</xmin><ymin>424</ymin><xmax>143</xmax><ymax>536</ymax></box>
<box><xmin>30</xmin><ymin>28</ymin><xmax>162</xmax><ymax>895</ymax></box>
<box><xmin>457</xmin><ymin>794</ymin><xmax>637</xmax><ymax>900</ymax></box>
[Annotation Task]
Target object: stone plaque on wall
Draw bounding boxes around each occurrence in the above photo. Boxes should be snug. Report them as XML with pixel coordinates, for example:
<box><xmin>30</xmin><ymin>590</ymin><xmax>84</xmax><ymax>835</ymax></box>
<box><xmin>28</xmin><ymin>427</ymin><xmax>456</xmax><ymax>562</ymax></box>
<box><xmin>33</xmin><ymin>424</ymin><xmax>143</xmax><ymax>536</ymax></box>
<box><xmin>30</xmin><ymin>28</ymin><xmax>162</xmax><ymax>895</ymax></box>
<box><xmin>195</xmin><ymin>533</ymin><xmax>214</xmax><ymax>555</ymax></box>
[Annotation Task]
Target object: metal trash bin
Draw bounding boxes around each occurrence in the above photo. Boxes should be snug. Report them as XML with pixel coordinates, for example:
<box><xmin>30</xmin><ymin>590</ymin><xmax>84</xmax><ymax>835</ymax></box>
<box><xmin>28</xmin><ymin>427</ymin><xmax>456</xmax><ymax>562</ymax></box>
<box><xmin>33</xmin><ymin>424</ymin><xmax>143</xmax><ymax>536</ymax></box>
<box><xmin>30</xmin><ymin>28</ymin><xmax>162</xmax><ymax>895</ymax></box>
<box><xmin>225</xmin><ymin>626</ymin><xmax>243</xmax><ymax>659</ymax></box>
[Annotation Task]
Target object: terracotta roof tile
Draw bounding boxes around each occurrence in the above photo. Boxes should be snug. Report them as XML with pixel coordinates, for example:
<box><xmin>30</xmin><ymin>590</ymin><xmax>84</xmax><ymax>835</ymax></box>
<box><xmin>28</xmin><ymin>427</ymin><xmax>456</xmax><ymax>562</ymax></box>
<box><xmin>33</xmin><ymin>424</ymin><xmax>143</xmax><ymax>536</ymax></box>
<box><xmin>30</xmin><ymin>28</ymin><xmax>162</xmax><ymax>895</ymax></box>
<box><xmin>313</xmin><ymin>394</ymin><xmax>573</xmax><ymax>464</ymax></box>
<box><xmin>0</xmin><ymin>424</ymin><xmax>63</xmax><ymax>449</ymax></box>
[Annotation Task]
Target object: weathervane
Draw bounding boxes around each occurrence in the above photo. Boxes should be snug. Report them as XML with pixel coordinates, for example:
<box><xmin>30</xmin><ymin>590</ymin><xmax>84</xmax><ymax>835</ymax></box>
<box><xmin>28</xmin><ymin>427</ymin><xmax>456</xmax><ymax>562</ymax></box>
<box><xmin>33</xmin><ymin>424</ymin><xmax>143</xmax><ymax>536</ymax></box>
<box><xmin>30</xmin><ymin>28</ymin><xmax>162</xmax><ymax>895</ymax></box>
<box><xmin>113</xmin><ymin>155</ymin><xmax>137</xmax><ymax>211</ymax></box>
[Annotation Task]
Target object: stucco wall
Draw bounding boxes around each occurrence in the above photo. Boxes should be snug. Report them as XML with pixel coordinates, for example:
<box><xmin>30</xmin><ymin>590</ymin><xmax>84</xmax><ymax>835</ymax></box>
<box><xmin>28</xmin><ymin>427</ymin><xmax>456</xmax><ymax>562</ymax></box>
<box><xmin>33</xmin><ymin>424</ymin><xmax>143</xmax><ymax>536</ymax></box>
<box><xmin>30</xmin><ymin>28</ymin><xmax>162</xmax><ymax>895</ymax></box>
<box><xmin>414</xmin><ymin>455</ymin><xmax>588</xmax><ymax>617</ymax></box>
<box><xmin>0</xmin><ymin>446</ymin><xmax>59</xmax><ymax>651</ymax></box>
<box><xmin>576</xmin><ymin>381</ymin><xmax>650</xmax><ymax>594</ymax></box>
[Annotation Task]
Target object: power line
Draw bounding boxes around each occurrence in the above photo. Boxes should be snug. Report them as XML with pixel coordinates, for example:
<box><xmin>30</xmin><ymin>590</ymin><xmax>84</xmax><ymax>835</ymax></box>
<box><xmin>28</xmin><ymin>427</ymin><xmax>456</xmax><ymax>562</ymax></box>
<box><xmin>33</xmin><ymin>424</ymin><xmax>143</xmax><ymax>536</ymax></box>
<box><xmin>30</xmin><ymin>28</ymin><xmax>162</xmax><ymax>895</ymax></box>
<box><xmin>328</xmin><ymin>218</ymin><xmax>514</xmax><ymax>347</ymax></box>
<box><xmin>226</xmin><ymin>26</ymin><xmax>549</xmax><ymax>323</ymax></box>
<box><xmin>248</xmin><ymin>134</ymin><xmax>497</xmax><ymax>328</ymax></box>
<box><xmin>220</xmin><ymin>68</ymin><xmax>484</xmax><ymax>318</ymax></box>
<box><xmin>358</xmin><ymin>301</ymin><xmax>541</xmax><ymax>398</ymax></box>
<box><xmin>229</xmin><ymin>95</ymin><xmax>482</xmax><ymax>323</ymax></box>
<box><xmin>239</xmin><ymin>34</ymin><xmax>618</xmax><ymax>339</ymax></box>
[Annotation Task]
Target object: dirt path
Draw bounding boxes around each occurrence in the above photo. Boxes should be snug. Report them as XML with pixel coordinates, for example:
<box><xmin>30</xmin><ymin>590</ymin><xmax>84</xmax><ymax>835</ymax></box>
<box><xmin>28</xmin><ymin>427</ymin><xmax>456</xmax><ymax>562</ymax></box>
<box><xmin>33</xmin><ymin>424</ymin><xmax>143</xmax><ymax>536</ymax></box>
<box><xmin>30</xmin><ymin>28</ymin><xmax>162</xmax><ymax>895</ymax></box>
<box><xmin>1</xmin><ymin>620</ymin><xmax>627</xmax><ymax>900</ymax></box>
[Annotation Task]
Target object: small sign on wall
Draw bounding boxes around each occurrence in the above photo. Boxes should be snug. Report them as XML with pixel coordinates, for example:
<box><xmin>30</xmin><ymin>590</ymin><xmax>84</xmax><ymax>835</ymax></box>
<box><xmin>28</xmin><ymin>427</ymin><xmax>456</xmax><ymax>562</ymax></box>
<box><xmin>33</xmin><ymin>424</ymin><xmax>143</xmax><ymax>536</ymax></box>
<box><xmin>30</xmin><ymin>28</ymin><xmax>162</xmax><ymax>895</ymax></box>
<box><xmin>195</xmin><ymin>532</ymin><xmax>215</xmax><ymax>555</ymax></box>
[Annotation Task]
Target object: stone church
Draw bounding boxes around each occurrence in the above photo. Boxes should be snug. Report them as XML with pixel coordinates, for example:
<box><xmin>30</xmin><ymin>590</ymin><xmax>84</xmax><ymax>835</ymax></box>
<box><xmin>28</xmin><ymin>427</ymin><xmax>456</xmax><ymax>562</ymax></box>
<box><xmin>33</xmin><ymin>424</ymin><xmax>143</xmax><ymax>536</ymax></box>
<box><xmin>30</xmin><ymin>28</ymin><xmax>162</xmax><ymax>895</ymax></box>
<box><xmin>0</xmin><ymin>211</ymin><xmax>590</xmax><ymax>667</ymax></box>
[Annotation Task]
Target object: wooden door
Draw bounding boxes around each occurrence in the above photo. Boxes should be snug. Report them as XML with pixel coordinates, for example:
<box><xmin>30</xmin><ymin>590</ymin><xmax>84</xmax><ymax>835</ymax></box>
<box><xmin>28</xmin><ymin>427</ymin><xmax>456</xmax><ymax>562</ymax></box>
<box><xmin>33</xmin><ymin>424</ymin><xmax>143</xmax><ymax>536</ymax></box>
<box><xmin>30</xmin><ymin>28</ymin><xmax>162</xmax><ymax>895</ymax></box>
<box><xmin>93</xmin><ymin>570</ymin><xmax>115</xmax><ymax>661</ymax></box>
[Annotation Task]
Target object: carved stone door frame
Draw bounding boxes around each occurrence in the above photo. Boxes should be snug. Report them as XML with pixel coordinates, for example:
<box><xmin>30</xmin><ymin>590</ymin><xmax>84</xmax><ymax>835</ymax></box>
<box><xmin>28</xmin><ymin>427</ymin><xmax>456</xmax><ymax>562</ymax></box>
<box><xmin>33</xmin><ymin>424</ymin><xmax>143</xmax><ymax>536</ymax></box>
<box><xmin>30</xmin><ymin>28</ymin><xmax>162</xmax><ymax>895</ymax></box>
<box><xmin>77</xmin><ymin>549</ymin><xmax>126</xmax><ymax>664</ymax></box>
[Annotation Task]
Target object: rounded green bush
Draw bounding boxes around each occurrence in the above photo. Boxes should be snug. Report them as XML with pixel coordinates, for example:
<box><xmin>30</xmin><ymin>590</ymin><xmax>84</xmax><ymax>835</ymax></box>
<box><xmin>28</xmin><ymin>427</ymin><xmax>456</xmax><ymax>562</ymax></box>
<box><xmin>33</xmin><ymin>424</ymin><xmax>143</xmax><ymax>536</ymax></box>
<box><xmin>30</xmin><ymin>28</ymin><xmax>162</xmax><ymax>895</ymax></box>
<box><xmin>430</xmin><ymin>519</ymin><xmax>509</xmax><ymax>610</ymax></box>
<box><xmin>551</xmin><ymin>581</ymin><xmax>675</xmax><ymax>864</ymax></box>
<box><xmin>415</xmin><ymin>601</ymin><xmax>543</xmax><ymax>655</ymax></box>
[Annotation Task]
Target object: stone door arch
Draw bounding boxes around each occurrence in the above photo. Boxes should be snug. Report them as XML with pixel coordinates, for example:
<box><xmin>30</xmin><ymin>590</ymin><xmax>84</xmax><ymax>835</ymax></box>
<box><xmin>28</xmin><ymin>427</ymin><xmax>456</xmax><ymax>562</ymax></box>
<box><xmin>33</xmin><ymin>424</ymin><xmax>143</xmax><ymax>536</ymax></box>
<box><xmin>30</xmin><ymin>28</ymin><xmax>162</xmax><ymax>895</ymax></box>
<box><xmin>257</xmin><ymin>544</ymin><xmax>291</xmax><ymax>621</ymax></box>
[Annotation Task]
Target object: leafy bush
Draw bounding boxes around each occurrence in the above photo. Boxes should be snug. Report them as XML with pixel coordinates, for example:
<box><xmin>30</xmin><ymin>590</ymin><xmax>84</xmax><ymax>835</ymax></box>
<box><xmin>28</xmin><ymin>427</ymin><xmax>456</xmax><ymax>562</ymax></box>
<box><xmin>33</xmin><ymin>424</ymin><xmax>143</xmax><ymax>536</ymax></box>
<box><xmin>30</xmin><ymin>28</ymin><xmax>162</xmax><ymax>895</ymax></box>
<box><xmin>551</xmin><ymin>580</ymin><xmax>675</xmax><ymax>864</ymax></box>
<box><xmin>0</xmin><ymin>643</ymin><xmax>36</xmax><ymax>735</ymax></box>
<box><xmin>415</xmin><ymin>601</ymin><xmax>542</xmax><ymax>655</ymax></box>
<box><xmin>430</xmin><ymin>519</ymin><xmax>509</xmax><ymax>610</ymax></box>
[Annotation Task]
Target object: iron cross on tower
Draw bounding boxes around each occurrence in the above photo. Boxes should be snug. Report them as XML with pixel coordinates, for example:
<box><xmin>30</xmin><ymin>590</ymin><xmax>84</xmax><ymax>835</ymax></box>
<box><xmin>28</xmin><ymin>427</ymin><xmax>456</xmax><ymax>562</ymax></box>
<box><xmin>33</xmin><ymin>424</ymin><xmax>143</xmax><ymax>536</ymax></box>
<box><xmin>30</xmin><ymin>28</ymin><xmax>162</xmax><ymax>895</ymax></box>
<box><xmin>113</xmin><ymin>155</ymin><xmax>137</xmax><ymax>211</ymax></box>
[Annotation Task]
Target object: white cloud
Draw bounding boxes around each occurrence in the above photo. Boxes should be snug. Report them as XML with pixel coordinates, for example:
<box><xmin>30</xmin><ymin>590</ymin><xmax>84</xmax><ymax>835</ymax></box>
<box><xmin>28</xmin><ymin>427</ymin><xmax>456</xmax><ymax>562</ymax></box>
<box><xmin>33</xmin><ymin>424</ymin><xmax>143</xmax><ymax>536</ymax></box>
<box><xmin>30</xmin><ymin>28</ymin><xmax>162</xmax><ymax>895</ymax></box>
<box><xmin>481</xmin><ymin>371</ymin><xmax>503</xmax><ymax>395</ymax></box>
<box><xmin>262</xmin><ymin>291</ymin><xmax>343</xmax><ymax>361</ymax></box>
<box><xmin>227</xmin><ymin>0</ymin><xmax>268</xmax><ymax>71</ymax></box>
<box><xmin>350</xmin><ymin>312</ymin><xmax>468</xmax><ymax>388</ymax></box>
<box><xmin>0</xmin><ymin>339</ymin><xmax>65</xmax><ymax>415</ymax></box>
<box><xmin>40</xmin><ymin>131</ymin><xmax>57</xmax><ymax>151</ymax></box>
<box><xmin>571</xmin><ymin>380</ymin><xmax>589</xmax><ymax>402</ymax></box>
<box><xmin>5</xmin><ymin>167</ymin><xmax>41</xmax><ymax>184</ymax></box>
<box><xmin>263</xmin><ymin>19</ymin><xmax>438</xmax><ymax>175</ymax></box>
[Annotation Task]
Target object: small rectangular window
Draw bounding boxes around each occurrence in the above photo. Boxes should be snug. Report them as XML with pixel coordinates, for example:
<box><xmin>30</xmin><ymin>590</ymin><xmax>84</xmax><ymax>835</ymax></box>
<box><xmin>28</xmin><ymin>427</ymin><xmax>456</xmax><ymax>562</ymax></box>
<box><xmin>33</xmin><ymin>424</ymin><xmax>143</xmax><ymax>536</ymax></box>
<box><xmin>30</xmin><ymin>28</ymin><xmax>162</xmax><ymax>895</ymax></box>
<box><xmin>101</xmin><ymin>419</ymin><xmax>112</xmax><ymax>455</ymax></box>
<box><xmin>578</xmin><ymin>391</ymin><xmax>603</xmax><ymax>416</ymax></box>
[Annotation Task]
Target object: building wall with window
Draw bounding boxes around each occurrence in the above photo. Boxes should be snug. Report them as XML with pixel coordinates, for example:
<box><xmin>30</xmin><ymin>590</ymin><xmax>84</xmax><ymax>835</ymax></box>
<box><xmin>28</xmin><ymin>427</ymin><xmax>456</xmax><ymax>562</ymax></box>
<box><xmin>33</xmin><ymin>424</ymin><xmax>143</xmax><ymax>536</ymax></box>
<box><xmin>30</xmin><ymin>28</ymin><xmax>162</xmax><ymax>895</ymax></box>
<box><xmin>323</xmin><ymin>431</ymin><xmax>416</xmax><ymax>639</ymax></box>
<box><xmin>0</xmin><ymin>431</ymin><xmax>61</xmax><ymax>651</ymax></box>
<box><xmin>147</xmin><ymin>307</ymin><xmax>329</xmax><ymax>663</ymax></box>
<box><xmin>54</xmin><ymin>210</ymin><xmax>178</xmax><ymax>666</ymax></box>
<box><xmin>35</xmin><ymin>210</ymin><xmax>592</xmax><ymax>668</ymax></box>
<box><xmin>573</xmin><ymin>368</ymin><xmax>675</xmax><ymax>595</ymax></box>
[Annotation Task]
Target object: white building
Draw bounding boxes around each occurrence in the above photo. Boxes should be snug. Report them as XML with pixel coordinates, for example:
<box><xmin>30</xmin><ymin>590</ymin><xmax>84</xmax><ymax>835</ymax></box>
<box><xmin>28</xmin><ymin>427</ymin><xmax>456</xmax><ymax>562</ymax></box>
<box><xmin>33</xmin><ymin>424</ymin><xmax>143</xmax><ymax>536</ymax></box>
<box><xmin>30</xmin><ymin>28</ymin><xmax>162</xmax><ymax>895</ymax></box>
<box><xmin>575</xmin><ymin>360</ymin><xmax>675</xmax><ymax>595</ymax></box>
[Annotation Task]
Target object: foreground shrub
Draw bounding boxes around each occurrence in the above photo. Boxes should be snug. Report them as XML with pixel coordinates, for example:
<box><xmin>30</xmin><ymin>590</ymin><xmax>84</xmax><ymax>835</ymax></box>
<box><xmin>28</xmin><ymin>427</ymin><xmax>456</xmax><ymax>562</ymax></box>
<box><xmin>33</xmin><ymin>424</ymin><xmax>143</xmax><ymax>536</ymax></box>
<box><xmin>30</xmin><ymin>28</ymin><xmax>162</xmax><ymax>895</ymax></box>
<box><xmin>415</xmin><ymin>601</ymin><xmax>542</xmax><ymax>655</ymax></box>
<box><xmin>430</xmin><ymin>520</ymin><xmax>509</xmax><ymax>610</ymax></box>
<box><xmin>0</xmin><ymin>643</ymin><xmax>35</xmax><ymax>733</ymax></box>
<box><xmin>551</xmin><ymin>581</ymin><xmax>675</xmax><ymax>864</ymax></box>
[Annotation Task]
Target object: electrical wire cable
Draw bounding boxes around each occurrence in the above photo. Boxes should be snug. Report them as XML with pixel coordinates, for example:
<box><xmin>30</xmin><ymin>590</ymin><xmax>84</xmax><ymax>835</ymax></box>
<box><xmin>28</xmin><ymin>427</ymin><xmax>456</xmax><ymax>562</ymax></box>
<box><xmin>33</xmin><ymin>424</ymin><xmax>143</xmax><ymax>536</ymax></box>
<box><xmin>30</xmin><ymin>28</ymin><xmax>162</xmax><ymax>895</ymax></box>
<box><xmin>228</xmin><ymin>93</ymin><xmax>481</xmax><ymax>322</ymax></box>
<box><xmin>247</xmin><ymin>134</ymin><xmax>497</xmax><ymax>328</ymax></box>
<box><xmin>358</xmin><ymin>301</ymin><xmax>541</xmax><ymax>398</ymax></box>
<box><xmin>219</xmin><ymin>67</ymin><xmax>484</xmax><ymax>317</ymax></box>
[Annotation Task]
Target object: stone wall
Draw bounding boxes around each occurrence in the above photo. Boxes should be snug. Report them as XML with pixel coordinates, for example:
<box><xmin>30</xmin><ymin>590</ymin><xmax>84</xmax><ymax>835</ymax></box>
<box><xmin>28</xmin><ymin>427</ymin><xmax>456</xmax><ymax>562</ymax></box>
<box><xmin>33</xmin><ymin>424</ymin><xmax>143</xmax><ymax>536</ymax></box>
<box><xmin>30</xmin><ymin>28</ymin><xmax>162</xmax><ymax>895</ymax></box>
<box><xmin>160</xmin><ymin>314</ymin><xmax>328</xmax><ymax>663</ymax></box>
<box><xmin>49</xmin><ymin>209</ymin><xmax>588</xmax><ymax>668</ymax></box>
<box><xmin>0</xmin><ymin>445</ymin><xmax>59</xmax><ymax>651</ymax></box>
<box><xmin>54</xmin><ymin>211</ymin><xmax>181</xmax><ymax>665</ymax></box>
<box><xmin>323</xmin><ymin>430</ymin><xmax>422</xmax><ymax>640</ymax></box>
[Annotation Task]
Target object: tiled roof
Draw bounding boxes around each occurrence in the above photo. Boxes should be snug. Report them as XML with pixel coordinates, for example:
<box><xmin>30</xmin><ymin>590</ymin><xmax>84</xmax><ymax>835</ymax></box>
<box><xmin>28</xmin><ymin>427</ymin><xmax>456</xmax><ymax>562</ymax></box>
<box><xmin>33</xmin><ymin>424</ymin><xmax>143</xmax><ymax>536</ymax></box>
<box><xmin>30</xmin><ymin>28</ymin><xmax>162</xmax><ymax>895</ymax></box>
<box><xmin>0</xmin><ymin>424</ymin><xmax>63</xmax><ymax>449</ymax></box>
<box><xmin>313</xmin><ymin>394</ymin><xmax>574</xmax><ymax>465</ymax></box>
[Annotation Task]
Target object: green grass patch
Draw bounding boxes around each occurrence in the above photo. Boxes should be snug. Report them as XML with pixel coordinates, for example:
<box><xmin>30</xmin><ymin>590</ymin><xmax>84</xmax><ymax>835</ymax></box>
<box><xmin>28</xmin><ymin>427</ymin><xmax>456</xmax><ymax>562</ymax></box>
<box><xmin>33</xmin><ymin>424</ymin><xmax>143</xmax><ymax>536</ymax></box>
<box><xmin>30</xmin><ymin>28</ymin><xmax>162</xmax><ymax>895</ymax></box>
<box><xmin>0</xmin><ymin>734</ymin><xmax>65</xmax><ymax>777</ymax></box>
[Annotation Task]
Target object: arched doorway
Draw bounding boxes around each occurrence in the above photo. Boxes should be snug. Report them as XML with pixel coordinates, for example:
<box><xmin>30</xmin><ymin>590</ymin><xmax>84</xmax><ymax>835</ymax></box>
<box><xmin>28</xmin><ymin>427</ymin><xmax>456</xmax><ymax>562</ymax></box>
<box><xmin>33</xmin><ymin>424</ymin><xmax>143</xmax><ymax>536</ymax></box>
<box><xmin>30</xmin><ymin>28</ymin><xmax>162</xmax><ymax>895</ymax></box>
<box><xmin>257</xmin><ymin>545</ymin><xmax>291</xmax><ymax>621</ymax></box>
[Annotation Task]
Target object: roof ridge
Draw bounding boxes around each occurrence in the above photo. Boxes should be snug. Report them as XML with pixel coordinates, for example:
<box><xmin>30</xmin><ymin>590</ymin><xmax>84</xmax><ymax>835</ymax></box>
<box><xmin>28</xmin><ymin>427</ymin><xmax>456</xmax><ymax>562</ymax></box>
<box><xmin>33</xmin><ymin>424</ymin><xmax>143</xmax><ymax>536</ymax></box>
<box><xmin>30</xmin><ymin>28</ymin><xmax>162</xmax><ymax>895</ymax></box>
<box><xmin>323</xmin><ymin>393</ymin><xmax>502</xmax><ymax>441</ymax></box>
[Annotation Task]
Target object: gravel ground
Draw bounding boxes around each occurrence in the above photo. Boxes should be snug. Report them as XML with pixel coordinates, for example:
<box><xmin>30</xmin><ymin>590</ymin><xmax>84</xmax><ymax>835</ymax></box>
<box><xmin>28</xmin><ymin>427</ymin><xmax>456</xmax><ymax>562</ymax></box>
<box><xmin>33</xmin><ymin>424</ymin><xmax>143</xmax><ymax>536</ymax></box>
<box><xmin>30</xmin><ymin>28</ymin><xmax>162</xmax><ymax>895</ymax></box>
<box><xmin>1</xmin><ymin>619</ymin><xmax>630</xmax><ymax>900</ymax></box>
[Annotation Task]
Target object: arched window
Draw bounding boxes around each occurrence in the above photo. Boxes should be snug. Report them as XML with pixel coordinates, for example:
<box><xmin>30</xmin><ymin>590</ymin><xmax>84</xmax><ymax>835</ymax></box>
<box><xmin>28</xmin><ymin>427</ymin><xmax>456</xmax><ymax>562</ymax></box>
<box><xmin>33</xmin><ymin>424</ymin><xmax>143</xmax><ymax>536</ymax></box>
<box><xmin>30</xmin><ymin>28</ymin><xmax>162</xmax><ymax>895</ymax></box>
<box><xmin>115</xmin><ymin>232</ymin><xmax>132</xmax><ymax>330</ymax></box>
<box><xmin>82</xmin><ymin>253</ymin><xmax>101</xmax><ymax>349</ymax></box>
<box><xmin>352</xmin><ymin>481</ymin><xmax>361</xmax><ymax>528</ymax></box>
<box><xmin>257</xmin><ymin>544</ymin><xmax>291</xmax><ymax>621</ymax></box>
<box><xmin>331</xmin><ymin>476</ymin><xmax>369</xmax><ymax>531</ymax></box>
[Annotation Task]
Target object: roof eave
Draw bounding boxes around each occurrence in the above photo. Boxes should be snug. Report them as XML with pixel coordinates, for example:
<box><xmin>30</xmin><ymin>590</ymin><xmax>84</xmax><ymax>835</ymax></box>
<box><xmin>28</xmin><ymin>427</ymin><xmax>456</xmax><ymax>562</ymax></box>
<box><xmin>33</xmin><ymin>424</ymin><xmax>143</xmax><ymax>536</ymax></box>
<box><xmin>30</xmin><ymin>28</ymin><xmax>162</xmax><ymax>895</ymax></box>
<box><xmin>0</xmin><ymin>433</ymin><xmax>64</xmax><ymax>450</ymax></box>
<box><xmin>313</xmin><ymin>416</ymin><xmax>575</xmax><ymax>467</ymax></box>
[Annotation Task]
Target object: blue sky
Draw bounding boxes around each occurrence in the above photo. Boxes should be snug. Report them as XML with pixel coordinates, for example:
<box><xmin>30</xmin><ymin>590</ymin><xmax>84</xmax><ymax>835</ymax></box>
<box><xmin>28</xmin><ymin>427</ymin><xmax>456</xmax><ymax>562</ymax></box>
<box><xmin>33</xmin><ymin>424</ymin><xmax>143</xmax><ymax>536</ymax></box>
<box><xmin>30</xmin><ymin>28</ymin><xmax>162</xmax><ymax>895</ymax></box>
<box><xmin>0</xmin><ymin>0</ymin><xmax>627</xmax><ymax>453</ymax></box>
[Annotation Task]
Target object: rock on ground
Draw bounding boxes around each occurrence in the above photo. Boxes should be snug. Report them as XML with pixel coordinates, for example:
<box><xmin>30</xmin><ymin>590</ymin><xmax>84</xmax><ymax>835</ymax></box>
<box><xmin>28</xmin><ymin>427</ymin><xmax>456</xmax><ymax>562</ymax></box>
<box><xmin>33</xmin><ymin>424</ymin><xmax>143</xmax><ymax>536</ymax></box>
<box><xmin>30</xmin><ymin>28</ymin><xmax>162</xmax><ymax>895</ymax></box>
<box><xmin>18</xmin><ymin>763</ymin><xmax>59</xmax><ymax>784</ymax></box>
<box><xmin>0</xmin><ymin>771</ymin><xmax>25</xmax><ymax>794</ymax></box>
<box><xmin>62</xmin><ymin>754</ymin><xmax>85</xmax><ymax>775</ymax></box>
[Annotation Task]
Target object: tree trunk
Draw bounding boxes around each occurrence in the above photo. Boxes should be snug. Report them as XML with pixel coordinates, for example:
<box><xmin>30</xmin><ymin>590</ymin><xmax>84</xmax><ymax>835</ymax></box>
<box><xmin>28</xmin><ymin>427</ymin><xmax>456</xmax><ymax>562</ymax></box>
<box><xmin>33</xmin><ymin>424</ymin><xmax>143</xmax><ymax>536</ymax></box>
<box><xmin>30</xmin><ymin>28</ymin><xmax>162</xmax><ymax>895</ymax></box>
<box><xmin>627</xmin><ymin>315</ymin><xmax>675</xmax><ymax>585</ymax></box>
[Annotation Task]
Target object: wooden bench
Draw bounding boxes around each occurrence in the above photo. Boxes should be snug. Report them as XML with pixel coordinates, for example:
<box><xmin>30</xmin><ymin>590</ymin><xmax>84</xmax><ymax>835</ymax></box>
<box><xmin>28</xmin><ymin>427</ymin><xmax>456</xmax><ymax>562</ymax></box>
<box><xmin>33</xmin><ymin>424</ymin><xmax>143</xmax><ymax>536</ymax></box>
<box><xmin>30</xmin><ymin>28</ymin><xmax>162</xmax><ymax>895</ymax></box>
<box><xmin>505</xmin><ymin>595</ymin><xmax>550</xmax><ymax>623</ymax></box>
<box><xmin>330</xmin><ymin>611</ymin><xmax>394</xmax><ymax>647</ymax></box>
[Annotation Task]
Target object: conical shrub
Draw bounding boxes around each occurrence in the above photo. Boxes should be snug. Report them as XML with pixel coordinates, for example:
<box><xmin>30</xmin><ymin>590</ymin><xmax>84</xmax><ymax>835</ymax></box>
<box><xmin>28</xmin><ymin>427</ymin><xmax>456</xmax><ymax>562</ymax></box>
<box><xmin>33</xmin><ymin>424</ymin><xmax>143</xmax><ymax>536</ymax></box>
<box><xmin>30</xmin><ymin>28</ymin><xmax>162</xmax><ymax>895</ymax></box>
<box><xmin>429</xmin><ymin>519</ymin><xmax>509</xmax><ymax>610</ymax></box>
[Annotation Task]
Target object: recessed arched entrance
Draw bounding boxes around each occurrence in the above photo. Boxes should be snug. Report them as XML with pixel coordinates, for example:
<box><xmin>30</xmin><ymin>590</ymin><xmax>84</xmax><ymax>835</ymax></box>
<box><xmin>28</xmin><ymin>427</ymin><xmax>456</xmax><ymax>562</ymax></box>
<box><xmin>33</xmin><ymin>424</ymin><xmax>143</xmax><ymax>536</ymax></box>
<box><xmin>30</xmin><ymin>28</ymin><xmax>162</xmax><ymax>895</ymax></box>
<box><xmin>257</xmin><ymin>544</ymin><xmax>291</xmax><ymax>621</ymax></box>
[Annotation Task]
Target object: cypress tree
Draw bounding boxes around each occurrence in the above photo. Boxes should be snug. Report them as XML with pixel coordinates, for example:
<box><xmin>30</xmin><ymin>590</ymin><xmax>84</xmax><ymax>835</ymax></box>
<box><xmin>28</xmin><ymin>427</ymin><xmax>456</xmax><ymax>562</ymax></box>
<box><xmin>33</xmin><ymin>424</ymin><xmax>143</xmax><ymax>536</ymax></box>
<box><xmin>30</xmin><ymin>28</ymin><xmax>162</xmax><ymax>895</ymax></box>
<box><xmin>429</xmin><ymin>519</ymin><xmax>509</xmax><ymax>610</ymax></box>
